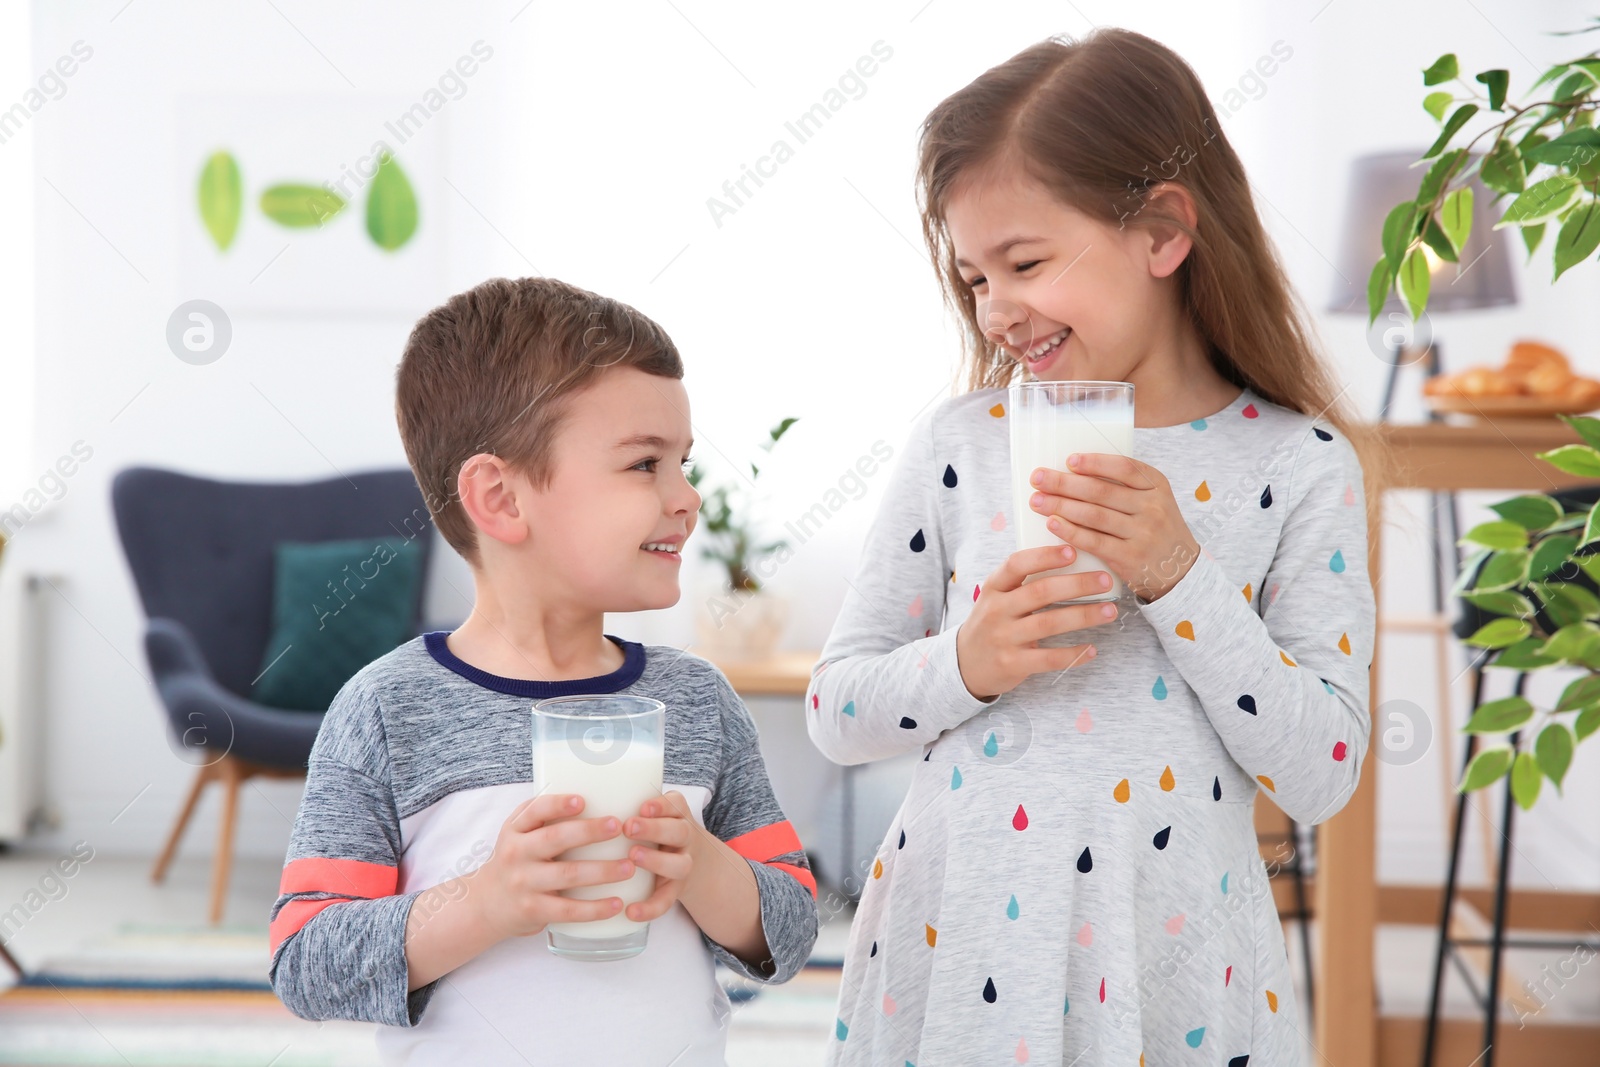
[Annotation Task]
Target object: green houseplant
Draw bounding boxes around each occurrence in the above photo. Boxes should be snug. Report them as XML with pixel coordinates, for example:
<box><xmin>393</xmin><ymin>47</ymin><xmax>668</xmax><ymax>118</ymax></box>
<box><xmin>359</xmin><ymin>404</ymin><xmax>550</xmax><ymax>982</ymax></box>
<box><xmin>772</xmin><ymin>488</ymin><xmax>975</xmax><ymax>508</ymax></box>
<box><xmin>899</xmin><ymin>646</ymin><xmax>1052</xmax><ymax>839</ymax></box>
<box><xmin>686</xmin><ymin>417</ymin><xmax>799</xmax><ymax>657</ymax></box>
<box><xmin>1373</xmin><ymin>32</ymin><xmax>1600</xmax><ymax>809</ymax></box>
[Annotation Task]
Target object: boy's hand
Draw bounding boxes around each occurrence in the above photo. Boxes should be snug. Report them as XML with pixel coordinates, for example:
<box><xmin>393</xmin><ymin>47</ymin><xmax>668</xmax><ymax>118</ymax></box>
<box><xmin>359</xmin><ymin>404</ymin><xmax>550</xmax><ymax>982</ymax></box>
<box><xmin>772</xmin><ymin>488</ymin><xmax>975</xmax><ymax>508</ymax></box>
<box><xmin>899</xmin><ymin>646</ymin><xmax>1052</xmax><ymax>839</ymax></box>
<box><xmin>466</xmin><ymin>793</ymin><xmax>635</xmax><ymax>940</ymax></box>
<box><xmin>620</xmin><ymin>791</ymin><xmax>698</xmax><ymax>922</ymax></box>
<box><xmin>1027</xmin><ymin>452</ymin><xmax>1202</xmax><ymax>603</ymax></box>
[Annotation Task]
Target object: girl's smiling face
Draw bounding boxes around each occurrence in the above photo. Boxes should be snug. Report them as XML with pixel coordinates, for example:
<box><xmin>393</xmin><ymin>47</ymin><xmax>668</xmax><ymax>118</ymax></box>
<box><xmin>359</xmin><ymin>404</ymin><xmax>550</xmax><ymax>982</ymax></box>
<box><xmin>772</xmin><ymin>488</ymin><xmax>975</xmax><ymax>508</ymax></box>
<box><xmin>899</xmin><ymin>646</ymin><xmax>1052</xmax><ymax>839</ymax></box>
<box><xmin>944</xmin><ymin>170</ymin><xmax>1192</xmax><ymax>383</ymax></box>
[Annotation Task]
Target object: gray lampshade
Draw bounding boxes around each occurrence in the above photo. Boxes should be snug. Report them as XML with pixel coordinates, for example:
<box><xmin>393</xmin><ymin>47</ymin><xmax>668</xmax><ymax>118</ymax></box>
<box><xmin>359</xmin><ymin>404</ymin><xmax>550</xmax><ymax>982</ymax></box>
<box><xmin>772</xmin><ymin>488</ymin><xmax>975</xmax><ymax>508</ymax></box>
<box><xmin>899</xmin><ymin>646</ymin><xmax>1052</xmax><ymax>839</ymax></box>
<box><xmin>1328</xmin><ymin>149</ymin><xmax>1517</xmax><ymax>315</ymax></box>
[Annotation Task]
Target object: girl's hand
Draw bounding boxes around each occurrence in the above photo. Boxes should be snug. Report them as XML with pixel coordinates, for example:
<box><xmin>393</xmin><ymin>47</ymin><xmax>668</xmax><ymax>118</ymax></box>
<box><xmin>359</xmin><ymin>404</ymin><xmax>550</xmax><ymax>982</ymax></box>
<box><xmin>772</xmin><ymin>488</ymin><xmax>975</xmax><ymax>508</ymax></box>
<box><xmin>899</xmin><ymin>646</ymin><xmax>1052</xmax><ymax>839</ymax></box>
<box><xmin>955</xmin><ymin>544</ymin><xmax>1122</xmax><ymax>701</ymax></box>
<box><xmin>1027</xmin><ymin>452</ymin><xmax>1202</xmax><ymax>603</ymax></box>
<box><xmin>622</xmin><ymin>791</ymin><xmax>698</xmax><ymax>922</ymax></box>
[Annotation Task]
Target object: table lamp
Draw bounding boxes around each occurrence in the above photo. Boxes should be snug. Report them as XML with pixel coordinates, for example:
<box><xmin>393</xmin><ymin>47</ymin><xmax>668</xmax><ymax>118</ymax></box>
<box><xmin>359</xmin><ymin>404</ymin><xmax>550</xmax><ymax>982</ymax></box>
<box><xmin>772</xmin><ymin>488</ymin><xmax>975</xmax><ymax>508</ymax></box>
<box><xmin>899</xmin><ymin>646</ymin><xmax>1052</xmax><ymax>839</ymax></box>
<box><xmin>1328</xmin><ymin>149</ymin><xmax>1517</xmax><ymax>420</ymax></box>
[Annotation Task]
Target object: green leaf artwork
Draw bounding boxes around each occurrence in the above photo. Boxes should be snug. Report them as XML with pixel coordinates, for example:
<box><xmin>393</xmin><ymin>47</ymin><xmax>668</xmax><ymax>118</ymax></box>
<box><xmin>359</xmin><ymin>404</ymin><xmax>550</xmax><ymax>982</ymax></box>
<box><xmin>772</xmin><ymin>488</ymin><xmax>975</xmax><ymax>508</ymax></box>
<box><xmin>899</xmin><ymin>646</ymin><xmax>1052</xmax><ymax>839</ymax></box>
<box><xmin>365</xmin><ymin>152</ymin><xmax>420</xmax><ymax>251</ymax></box>
<box><xmin>261</xmin><ymin>183</ymin><xmax>346</xmax><ymax>228</ymax></box>
<box><xmin>197</xmin><ymin>151</ymin><xmax>242</xmax><ymax>251</ymax></box>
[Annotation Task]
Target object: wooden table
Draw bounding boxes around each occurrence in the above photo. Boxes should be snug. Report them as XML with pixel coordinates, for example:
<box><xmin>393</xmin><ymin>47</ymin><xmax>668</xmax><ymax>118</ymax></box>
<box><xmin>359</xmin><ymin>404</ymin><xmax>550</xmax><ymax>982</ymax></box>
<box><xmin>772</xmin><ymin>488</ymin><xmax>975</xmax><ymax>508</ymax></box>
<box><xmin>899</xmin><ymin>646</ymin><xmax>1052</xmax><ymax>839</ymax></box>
<box><xmin>1328</xmin><ymin>417</ymin><xmax>1600</xmax><ymax>1067</ymax></box>
<box><xmin>707</xmin><ymin>650</ymin><xmax>818</xmax><ymax>695</ymax></box>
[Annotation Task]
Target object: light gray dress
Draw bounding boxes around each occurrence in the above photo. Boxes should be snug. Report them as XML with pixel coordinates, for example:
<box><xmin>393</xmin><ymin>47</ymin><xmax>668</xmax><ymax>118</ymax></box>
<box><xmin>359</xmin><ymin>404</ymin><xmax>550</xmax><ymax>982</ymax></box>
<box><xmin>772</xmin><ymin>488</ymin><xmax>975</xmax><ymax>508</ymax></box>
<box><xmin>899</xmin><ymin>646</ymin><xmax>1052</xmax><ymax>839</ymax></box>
<box><xmin>806</xmin><ymin>385</ymin><xmax>1374</xmax><ymax>1066</ymax></box>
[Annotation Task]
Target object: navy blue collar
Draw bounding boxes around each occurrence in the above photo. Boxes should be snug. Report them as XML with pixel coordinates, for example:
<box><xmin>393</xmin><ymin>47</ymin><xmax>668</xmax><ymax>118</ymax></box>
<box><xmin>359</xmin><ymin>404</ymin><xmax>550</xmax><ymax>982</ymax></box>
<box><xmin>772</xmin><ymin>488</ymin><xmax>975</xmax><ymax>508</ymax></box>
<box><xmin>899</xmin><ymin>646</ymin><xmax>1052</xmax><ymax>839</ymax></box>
<box><xmin>423</xmin><ymin>631</ymin><xmax>646</xmax><ymax>698</ymax></box>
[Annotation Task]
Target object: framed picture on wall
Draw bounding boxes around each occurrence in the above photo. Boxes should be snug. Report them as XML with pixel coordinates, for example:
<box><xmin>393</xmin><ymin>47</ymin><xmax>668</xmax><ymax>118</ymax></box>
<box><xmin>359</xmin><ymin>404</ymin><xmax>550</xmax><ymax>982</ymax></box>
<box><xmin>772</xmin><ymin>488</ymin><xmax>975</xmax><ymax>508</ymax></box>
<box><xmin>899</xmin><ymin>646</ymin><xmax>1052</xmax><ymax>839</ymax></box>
<box><xmin>176</xmin><ymin>92</ymin><xmax>447</xmax><ymax>317</ymax></box>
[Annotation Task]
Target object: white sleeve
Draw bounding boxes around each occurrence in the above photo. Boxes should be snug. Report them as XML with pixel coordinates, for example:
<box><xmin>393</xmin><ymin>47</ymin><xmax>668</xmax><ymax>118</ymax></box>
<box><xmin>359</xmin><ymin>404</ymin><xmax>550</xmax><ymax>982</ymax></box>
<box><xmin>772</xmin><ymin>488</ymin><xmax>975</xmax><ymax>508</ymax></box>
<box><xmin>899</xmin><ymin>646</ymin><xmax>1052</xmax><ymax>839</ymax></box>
<box><xmin>1136</xmin><ymin>426</ymin><xmax>1375</xmax><ymax>825</ymax></box>
<box><xmin>806</xmin><ymin>409</ymin><xmax>995</xmax><ymax>767</ymax></box>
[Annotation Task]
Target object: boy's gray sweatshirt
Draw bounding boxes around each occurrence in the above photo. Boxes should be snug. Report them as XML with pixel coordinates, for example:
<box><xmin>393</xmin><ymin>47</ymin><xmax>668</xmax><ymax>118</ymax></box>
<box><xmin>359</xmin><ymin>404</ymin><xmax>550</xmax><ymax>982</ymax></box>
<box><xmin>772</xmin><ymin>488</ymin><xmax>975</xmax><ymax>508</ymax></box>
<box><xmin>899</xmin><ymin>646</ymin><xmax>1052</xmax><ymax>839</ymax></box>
<box><xmin>268</xmin><ymin>632</ymin><xmax>818</xmax><ymax>1066</ymax></box>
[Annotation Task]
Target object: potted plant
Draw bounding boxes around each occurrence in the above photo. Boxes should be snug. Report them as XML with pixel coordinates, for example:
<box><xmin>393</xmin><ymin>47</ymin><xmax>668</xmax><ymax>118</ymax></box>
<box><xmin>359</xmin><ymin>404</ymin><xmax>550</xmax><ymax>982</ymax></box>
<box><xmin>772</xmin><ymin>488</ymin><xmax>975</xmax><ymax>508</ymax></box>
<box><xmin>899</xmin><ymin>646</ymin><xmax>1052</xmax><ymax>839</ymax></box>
<box><xmin>1373</xmin><ymin>36</ymin><xmax>1600</xmax><ymax>808</ymax></box>
<box><xmin>686</xmin><ymin>417</ymin><xmax>800</xmax><ymax>660</ymax></box>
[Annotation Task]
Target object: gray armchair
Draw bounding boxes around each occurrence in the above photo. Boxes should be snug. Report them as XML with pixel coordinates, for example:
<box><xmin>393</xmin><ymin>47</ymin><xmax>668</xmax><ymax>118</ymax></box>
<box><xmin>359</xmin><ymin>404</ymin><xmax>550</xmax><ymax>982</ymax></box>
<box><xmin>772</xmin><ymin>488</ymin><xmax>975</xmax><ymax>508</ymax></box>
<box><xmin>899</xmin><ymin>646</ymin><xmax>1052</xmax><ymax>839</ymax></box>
<box><xmin>111</xmin><ymin>466</ymin><xmax>436</xmax><ymax>922</ymax></box>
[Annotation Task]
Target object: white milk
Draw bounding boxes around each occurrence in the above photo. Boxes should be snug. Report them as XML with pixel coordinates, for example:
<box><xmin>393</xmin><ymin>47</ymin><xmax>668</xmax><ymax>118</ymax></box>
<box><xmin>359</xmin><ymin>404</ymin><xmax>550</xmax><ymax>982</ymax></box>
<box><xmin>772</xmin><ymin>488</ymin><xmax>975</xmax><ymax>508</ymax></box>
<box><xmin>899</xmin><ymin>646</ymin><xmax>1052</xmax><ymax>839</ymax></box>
<box><xmin>1009</xmin><ymin>400</ymin><xmax>1134</xmax><ymax>603</ymax></box>
<box><xmin>534</xmin><ymin>739</ymin><xmax>663</xmax><ymax>940</ymax></box>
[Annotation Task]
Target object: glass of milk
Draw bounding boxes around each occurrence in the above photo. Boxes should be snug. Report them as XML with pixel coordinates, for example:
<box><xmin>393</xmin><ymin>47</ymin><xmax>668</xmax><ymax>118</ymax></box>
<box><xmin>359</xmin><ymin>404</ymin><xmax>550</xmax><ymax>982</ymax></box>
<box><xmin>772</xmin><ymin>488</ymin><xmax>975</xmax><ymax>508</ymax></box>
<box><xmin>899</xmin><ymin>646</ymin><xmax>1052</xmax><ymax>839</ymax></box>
<box><xmin>532</xmin><ymin>694</ymin><xmax>666</xmax><ymax>961</ymax></box>
<box><xmin>1008</xmin><ymin>380</ymin><xmax>1135</xmax><ymax>604</ymax></box>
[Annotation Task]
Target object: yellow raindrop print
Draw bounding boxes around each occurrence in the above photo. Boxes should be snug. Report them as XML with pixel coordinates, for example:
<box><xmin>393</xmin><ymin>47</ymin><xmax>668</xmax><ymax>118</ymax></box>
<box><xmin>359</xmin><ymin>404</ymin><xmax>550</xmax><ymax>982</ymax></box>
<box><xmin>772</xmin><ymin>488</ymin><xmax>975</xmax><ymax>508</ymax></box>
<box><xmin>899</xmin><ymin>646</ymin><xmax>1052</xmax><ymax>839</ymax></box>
<box><xmin>1114</xmin><ymin>778</ymin><xmax>1130</xmax><ymax>803</ymax></box>
<box><xmin>1160</xmin><ymin>765</ymin><xmax>1175</xmax><ymax>791</ymax></box>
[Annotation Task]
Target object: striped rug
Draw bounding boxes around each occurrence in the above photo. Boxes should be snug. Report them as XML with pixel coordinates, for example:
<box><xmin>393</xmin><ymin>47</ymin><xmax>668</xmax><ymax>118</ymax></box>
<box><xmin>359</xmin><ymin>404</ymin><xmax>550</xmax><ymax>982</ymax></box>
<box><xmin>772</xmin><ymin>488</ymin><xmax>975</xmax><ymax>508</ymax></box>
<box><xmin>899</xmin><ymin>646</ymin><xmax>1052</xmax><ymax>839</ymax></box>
<box><xmin>0</xmin><ymin>924</ymin><xmax>841</xmax><ymax>1065</ymax></box>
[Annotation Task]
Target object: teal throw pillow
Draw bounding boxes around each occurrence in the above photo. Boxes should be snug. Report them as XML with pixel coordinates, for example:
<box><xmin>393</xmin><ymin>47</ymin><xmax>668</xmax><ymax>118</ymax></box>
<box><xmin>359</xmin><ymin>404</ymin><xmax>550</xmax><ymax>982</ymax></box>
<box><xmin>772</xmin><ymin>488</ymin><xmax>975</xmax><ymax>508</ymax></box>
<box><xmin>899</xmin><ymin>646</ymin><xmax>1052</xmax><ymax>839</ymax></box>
<box><xmin>252</xmin><ymin>536</ymin><xmax>423</xmax><ymax>711</ymax></box>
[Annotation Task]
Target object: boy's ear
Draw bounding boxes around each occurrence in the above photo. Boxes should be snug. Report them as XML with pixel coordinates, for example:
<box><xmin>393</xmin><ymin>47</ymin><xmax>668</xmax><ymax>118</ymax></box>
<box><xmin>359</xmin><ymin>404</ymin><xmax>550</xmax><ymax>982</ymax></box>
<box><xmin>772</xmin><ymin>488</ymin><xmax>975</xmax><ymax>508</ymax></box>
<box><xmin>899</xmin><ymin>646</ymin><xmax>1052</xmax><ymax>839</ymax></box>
<box><xmin>1139</xmin><ymin>183</ymin><xmax>1198</xmax><ymax>280</ymax></box>
<box><xmin>457</xmin><ymin>453</ymin><xmax>531</xmax><ymax>547</ymax></box>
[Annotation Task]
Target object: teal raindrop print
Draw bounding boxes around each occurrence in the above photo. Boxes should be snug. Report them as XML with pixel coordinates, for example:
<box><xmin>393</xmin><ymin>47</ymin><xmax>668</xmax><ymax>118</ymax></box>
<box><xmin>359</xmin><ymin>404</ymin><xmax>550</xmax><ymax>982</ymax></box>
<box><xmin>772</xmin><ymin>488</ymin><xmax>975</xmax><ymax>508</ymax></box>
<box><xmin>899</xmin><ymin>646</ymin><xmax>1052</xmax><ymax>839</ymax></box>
<box><xmin>951</xmin><ymin>766</ymin><xmax>963</xmax><ymax>789</ymax></box>
<box><xmin>1063</xmin><ymin>993</ymin><xmax>1070</xmax><ymax>1014</ymax></box>
<box><xmin>1330</xmin><ymin>549</ymin><xmax>1346</xmax><ymax>573</ymax></box>
<box><xmin>842</xmin><ymin>700</ymin><xmax>856</xmax><ymax>717</ymax></box>
<box><xmin>1186</xmin><ymin>1026</ymin><xmax>1206</xmax><ymax>1048</ymax></box>
<box><xmin>836</xmin><ymin>1018</ymin><xmax>848</xmax><ymax>1040</ymax></box>
<box><xmin>984</xmin><ymin>732</ymin><xmax>999</xmax><ymax>757</ymax></box>
<box><xmin>1191</xmin><ymin>418</ymin><xmax>1207</xmax><ymax>430</ymax></box>
<box><xmin>1152</xmin><ymin>676</ymin><xmax>1168</xmax><ymax>700</ymax></box>
<box><xmin>1221</xmin><ymin>871</ymin><xmax>1230</xmax><ymax>895</ymax></box>
<box><xmin>1006</xmin><ymin>894</ymin><xmax>1019</xmax><ymax>920</ymax></box>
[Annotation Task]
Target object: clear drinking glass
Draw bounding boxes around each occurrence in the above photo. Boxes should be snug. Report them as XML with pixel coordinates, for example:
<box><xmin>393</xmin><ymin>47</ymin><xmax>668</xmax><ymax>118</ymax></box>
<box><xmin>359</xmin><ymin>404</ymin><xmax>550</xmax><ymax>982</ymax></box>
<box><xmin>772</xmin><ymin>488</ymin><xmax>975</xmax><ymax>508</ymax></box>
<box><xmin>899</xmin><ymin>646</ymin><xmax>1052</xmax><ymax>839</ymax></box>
<box><xmin>1008</xmin><ymin>380</ymin><xmax>1135</xmax><ymax>604</ymax></box>
<box><xmin>531</xmin><ymin>694</ymin><xmax>665</xmax><ymax>962</ymax></box>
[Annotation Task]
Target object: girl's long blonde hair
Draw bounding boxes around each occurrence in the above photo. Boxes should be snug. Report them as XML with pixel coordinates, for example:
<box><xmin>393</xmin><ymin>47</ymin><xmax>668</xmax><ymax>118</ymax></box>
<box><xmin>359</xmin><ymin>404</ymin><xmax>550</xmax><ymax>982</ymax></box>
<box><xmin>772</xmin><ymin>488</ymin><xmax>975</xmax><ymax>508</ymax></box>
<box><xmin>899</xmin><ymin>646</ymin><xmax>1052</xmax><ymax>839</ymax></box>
<box><xmin>915</xmin><ymin>29</ymin><xmax>1391</xmax><ymax>512</ymax></box>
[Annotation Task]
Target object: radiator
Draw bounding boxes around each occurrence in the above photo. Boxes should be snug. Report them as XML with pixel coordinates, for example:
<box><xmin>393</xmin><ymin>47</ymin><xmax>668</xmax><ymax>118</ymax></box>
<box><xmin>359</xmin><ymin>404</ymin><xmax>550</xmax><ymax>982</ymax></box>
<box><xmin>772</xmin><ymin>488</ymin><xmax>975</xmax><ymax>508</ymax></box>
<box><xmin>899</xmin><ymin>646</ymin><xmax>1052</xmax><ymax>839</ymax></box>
<box><xmin>0</xmin><ymin>568</ymin><xmax>51</xmax><ymax>841</ymax></box>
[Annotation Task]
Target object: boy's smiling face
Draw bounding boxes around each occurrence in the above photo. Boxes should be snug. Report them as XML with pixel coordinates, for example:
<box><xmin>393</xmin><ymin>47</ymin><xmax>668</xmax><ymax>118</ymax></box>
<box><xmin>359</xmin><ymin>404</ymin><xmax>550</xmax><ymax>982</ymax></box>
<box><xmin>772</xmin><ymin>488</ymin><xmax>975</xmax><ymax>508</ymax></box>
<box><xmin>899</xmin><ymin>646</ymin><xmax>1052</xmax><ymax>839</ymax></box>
<box><xmin>523</xmin><ymin>366</ymin><xmax>699</xmax><ymax>614</ymax></box>
<box><xmin>944</xmin><ymin>170</ymin><xmax>1192</xmax><ymax>383</ymax></box>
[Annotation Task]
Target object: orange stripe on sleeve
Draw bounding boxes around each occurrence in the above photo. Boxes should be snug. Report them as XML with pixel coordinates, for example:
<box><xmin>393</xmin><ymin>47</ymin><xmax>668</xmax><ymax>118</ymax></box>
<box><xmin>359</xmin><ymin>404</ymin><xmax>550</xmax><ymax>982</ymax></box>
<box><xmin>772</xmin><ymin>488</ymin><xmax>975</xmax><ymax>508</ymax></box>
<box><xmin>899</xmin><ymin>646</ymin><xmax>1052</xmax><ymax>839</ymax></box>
<box><xmin>768</xmin><ymin>860</ymin><xmax>817</xmax><ymax>900</ymax></box>
<box><xmin>279</xmin><ymin>857</ymin><xmax>398</xmax><ymax>899</ymax></box>
<box><xmin>725</xmin><ymin>819</ymin><xmax>803</xmax><ymax>864</ymax></box>
<box><xmin>269</xmin><ymin>896</ymin><xmax>354</xmax><ymax>955</ymax></box>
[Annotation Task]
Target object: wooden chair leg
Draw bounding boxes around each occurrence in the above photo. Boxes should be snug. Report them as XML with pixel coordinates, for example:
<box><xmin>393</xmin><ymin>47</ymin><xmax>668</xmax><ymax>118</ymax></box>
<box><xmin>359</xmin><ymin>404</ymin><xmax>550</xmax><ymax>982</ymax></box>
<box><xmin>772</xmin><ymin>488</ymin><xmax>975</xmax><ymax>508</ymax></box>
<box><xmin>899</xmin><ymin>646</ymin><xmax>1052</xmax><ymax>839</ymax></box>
<box><xmin>151</xmin><ymin>762</ymin><xmax>213</xmax><ymax>885</ymax></box>
<box><xmin>209</xmin><ymin>759</ymin><xmax>242</xmax><ymax>925</ymax></box>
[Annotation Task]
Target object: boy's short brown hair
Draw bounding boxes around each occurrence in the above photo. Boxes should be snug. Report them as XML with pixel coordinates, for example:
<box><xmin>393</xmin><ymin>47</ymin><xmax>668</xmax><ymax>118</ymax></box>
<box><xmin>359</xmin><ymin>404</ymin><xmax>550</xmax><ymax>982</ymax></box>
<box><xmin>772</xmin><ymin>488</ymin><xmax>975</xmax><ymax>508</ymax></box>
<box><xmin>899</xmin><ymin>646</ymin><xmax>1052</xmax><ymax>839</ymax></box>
<box><xmin>395</xmin><ymin>276</ymin><xmax>683</xmax><ymax>564</ymax></box>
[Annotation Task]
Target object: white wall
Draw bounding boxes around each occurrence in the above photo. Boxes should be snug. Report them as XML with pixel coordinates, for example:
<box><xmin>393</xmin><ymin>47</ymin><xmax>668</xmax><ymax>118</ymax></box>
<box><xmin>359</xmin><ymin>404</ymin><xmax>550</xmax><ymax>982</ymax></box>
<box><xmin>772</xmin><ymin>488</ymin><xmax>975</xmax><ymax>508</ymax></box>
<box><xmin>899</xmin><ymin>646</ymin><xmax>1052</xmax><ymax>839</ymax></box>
<box><xmin>6</xmin><ymin>0</ymin><xmax>1597</xmax><ymax>901</ymax></box>
<box><xmin>1</xmin><ymin>0</ymin><xmax>34</xmax><ymax>505</ymax></box>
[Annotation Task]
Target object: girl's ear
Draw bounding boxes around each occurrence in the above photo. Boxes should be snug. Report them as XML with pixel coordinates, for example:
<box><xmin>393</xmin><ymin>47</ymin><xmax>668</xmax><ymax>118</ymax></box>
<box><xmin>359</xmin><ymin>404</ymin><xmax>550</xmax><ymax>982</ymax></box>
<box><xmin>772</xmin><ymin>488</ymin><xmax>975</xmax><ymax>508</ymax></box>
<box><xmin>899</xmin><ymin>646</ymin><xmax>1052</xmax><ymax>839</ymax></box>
<box><xmin>1139</xmin><ymin>183</ymin><xmax>1199</xmax><ymax>280</ymax></box>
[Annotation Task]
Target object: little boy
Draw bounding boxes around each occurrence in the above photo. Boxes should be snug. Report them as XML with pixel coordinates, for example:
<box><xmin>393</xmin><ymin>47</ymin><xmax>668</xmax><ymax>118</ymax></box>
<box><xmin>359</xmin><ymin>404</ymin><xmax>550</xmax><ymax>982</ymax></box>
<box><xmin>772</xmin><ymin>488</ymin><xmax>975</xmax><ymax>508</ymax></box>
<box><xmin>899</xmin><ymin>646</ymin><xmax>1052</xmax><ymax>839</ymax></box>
<box><xmin>268</xmin><ymin>277</ymin><xmax>819</xmax><ymax>1065</ymax></box>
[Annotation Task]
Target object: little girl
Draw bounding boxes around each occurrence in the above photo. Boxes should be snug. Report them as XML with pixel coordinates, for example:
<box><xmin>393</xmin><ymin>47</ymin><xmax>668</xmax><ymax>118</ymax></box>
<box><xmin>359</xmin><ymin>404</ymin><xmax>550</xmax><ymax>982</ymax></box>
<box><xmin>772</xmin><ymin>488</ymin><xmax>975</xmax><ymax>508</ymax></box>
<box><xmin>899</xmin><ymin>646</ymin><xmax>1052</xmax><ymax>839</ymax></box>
<box><xmin>806</xmin><ymin>28</ymin><xmax>1382</xmax><ymax>1066</ymax></box>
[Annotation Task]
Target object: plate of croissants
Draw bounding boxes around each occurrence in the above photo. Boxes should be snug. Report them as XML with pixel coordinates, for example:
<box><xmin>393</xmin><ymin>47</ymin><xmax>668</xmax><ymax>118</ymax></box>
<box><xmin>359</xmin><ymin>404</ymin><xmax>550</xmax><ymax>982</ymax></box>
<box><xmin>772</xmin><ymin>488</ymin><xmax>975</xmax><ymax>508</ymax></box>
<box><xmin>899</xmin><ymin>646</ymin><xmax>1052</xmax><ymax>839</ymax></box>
<box><xmin>1422</xmin><ymin>340</ymin><xmax>1600</xmax><ymax>417</ymax></box>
